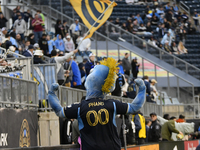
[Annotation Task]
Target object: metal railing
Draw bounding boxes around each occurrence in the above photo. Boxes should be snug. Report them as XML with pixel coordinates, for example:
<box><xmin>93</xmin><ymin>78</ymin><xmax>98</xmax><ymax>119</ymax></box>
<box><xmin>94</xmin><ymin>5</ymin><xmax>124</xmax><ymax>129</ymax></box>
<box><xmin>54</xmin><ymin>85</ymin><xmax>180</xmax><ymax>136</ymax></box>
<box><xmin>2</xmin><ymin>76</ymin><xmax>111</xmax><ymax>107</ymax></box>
<box><xmin>11</xmin><ymin>2</ymin><xmax>196</xmax><ymax>103</ymax></box>
<box><xmin>180</xmin><ymin>1</ymin><xmax>190</xmax><ymax>15</ymax></box>
<box><xmin>0</xmin><ymin>74</ymin><xmax>38</xmax><ymax>109</ymax></box>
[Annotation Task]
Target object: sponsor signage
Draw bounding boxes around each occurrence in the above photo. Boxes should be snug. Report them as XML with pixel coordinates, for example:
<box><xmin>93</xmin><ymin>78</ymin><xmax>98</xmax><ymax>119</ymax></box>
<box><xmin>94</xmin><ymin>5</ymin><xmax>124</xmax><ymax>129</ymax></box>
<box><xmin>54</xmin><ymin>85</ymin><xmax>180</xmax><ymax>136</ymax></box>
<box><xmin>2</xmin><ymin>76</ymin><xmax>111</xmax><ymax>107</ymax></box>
<box><xmin>184</xmin><ymin>140</ymin><xmax>199</xmax><ymax>150</ymax></box>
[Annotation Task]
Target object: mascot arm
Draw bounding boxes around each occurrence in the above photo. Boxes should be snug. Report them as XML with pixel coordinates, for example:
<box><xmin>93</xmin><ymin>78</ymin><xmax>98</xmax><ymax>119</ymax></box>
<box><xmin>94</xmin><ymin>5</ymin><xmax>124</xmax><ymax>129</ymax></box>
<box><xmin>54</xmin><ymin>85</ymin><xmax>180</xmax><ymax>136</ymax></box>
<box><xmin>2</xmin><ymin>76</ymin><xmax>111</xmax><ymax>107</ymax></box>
<box><xmin>48</xmin><ymin>83</ymin><xmax>65</xmax><ymax>118</ymax></box>
<box><xmin>127</xmin><ymin>79</ymin><xmax>146</xmax><ymax>114</ymax></box>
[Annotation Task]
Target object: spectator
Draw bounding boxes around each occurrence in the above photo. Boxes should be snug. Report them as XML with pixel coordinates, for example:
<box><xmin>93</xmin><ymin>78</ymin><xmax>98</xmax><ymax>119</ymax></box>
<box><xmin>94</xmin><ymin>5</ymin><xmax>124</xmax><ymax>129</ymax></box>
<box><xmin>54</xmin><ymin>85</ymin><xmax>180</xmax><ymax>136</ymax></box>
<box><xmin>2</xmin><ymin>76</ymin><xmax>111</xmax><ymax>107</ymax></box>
<box><xmin>143</xmin><ymin>75</ymin><xmax>150</xmax><ymax>95</ymax></box>
<box><xmin>34</xmin><ymin>43</ymin><xmax>40</xmax><ymax>50</ymax></box>
<box><xmin>22</xmin><ymin>44</ymin><xmax>34</xmax><ymax>57</ymax></box>
<box><xmin>14</xmin><ymin>11</ymin><xmax>23</xmax><ymax>22</ymax></box>
<box><xmin>135</xmin><ymin>13</ymin><xmax>143</xmax><ymax>24</ymax></box>
<box><xmin>165</xmin><ymin>2</ymin><xmax>170</xmax><ymax>10</ymax></box>
<box><xmin>122</xmin><ymin>53</ymin><xmax>131</xmax><ymax>76</ymax></box>
<box><xmin>166</xmin><ymin>10</ymin><xmax>173</xmax><ymax>23</ymax></box>
<box><xmin>24</xmin><ymin>40</ymin><xmax>30</xmax><ymax>51</ymax></box>
<box><xmin>171</xmin><ymin>19</ymin><xmax>179</xmax><ymax>29</ymax></box>
<box><xmin>133</xmin><ymin>111</ymin><xmax>146</xmax><ymax>145</ymax></box>
<box><xmin>63</xmin><ymin>61</ymin><xmax>73</xmax><ymax>87</ymax></box>
<box><xmin>158</xmin><ymin>24</ymin><xmax>165</xmax><ymax>39</ymax></box>
<box><xmin>138</xmin><ymin>23</ymin><xmax>147</xmax><ymax>33</ymax></box>
<box><xmin>0</xmin><ymin>13</ymin><xmax>8</xmax><ymax>29</ymax></box>
<box><xmin>164</xmin><ymin>41</ymin><xmax>172</xmax><ymax>54</ymax></box>
<box><xmin>66</xmin><ymin>57</ymin><xmax>82</xmax><ymax>89</ymax></box>
<box><xmin>0</xmin><ymin>27</ymin><xmax>7</xmax><ymax>45</ymax></box>
<box><xmin>164</xmin><ymin>18</ymin><xmax>170</xmax><ymax>29</ymax></box>
<box><xmin>62</xmin><ymin>20</ymin><xmax>69</xmax><ymax>37</ymax></box>
<box><xmin>23</xmin><ymin>9</ymin><xmax>32</xmax><ymax>24</ymax></box>
<box><xmin>178</xmin><ymin>41</ymin><xmax>187</xmax><ymax>54</ymax></box>
<box><xmin>193</xmin><ymin>11</ymin><xmax>199</xmax><ymax>27</ymax></box>
<box><xmin>145</xmin><ymin>120</ymin><xmax>151</xmax><ymax>142</ymax></box>
<box><xmin>161</xmin><ymin>32</ymin><xmax>171</xmax><ymax>46</ymax></box>
<box><xmin>148</xmin><ymin>36</ymin><xmax>157</xmax><ymax>47</ymax></box>
<box><xmin>9</xmin><ymin>28</ymin><xmax>16</xmax><ymax>39</ymax></box>
<box><xmin>118</xmin><ymin>59</ymin><xmax>124</xmax><ymax>74</ymax></box>
<box><xmin>148</xmin><ymin>113</ymin><xmax>161</xmax><ymax>142</ymax></box>
<box><xmin>131</xmin><ymin>57</ymin><xmax>140</xmax><ymax>78</ymax></box>
<box><xmin>182</xmin><ymin>12</ymin><xmax>189</xmax><ymax>23</ymax></box>
<box><xmin>150</xmin><ymin>79</ymin><xmax>158</xmax><ymax>102</ymax></box>
<box><xmin>55</xmin><ymin>19</ymin><xmax>63</xmax><ymax>37</ymax></box>
<box><xmin>39</xmin><ymin>34</ymin><xmax>48</xmax><ymax>55</ymax></box>
<box><xmin>121</xmin><ymin>23</ymin><xmax>128</xmax><ymax>31</ymax></box>
<box><xmin>47</xmin><ymin>35</ymin><xmax>55</xmax><ymax>55</ymax></box>
<box><xmin>112</xmin><ymin>70</ymin><xmax>125</xmax><ymax>97</ymax></box>
<box><xmin>176</xmin><ymin>115</ymin><xmax>185</xmax><ymax>123</ymax></box>
<box><xmin>37</xmin><ymin>10</ymin><xmax>45</xmax><ymax>26</ymax></box>
<box><xmin>28</xmin><ymin>33</ymin><xmax>36</xmax><ymax>45</ymax></box>
<box><xmin>171</xmin><ymin>41</ymin><xmax>179</xmax><ymax>54</ymax></box>
<box><xmin>33</xmin><ymin>50</ymin><xmax>46</xmax><ymax>64</ymax></box>
<box><xmin>151</xmin><ymin>14</ymin><xmax>159</xmax><ymax>26</ymax></box>
<box><xmin>163</xmin><ymin>114</ymin><xmax>170</xmax><ymax>120</ymax></box>
<box><xmin>1</xmin><ymin>34</ymin><xmax>12</xmax><ymax>50</ymax></box>
<box><xmin>13</xmin><ymin>14</ymin><xmax>26</xmax><ymax>41</ymax></box>
<box><xmin>157</xmin><ymin>7</ymin><xmax>164</xmax><ymax>16</ymax></box>
<box><xmin>146</xmin><ymin>22</ymin><xmax>153</xmax><ymax>35</ymax></box>
<box><xmin>114</xmin><ymin>18</ymin><xmax>122</xmax><ymax>27</ymax></box>
<box><xmin>50</xmin><ymin>49</ymin><xmax>78</xmax><ymax>85</ymax></box>
<box><xmin>32</xmin><ymin>14</ymin><xmax>44</xmax><ymax>43</ymax></box>
<box><xmin>78</xmin><ymin>63</ymin><xmax>86</xmax><ymax>87</ymax></box>
<box><xmin>15</xmin><ymin>34</ymin><xmax>25</xmax><ymax>53</ymax></box>
<box><xmin>178</xmin><ymin>25</ymin><xmax>186</xmax><ymax>44</ymax></box>
<box><xmin>85</xmin><ymin>53</ymin><xmax>95</xmax><ymax>76</ymax></box>
<box><xmin>64</xmin><ymin>35</ymin><xmax>75</xmax><ymax>53</ymax></box>
<box><xmin>55</xmin><ymin>34</ymin><xmax>65</xmax><ymax>52</ymax></box>
<box><xmin>77</xmin><ymin>34</ymin><xmax>91</xmax><ymax>56</ymax></box>
<box><xmin>161</xmin><ymin>117</ymin><xmax>183</xmax><ymax>141</ymax></box>
<box><xmin>69</xmin><ymin>19</ymin><xmax>82</xmax><ymax>46</ymax></box>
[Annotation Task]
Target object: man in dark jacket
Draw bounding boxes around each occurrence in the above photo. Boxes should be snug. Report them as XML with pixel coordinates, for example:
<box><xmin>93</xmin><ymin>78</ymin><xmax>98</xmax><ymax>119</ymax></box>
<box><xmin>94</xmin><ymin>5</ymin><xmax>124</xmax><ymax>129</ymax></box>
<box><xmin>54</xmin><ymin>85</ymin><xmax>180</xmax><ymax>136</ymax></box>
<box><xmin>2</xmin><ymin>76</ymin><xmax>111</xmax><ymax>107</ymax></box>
<box><xmin>0</xmin><ymin>13</ymin><xmax>8</xmax><ymax>29</ymax></box>
<box><xmin>148</xmin><ymin>113</ymin><xmax>161</xmax><ymax>142</ymax></box>
<box><xmin>122</xmin><ymin>53</ymin><xmax>131</xmax><ymax>76</ymax></box>
<box><xmin>33</xmin><ymin>50</ymin><xmax>46</xmax><ymax>64</ymax></box>
<box><xmin>85</xmin><ymin>53</ymin><xmax>95</xmax><ymax>76</ymax></box>
<box><xmin>22</xmin><ymin>44</ymin><xmax>34</xmax><ymax>57</ymax></box>
<box><xmin>39</xmin><ymin>34</ymin><xmax>48</xmax><ymax>55</ymax></box>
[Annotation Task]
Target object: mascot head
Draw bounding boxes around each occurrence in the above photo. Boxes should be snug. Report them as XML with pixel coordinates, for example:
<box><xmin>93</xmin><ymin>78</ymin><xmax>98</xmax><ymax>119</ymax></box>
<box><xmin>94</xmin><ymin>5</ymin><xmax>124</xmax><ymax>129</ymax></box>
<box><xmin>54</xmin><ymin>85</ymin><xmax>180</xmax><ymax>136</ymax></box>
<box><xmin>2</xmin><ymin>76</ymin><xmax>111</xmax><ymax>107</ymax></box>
<box><xmin>85</xmin><ymin>57</ymin><xmax>119</xmax><ymax>100</ymax></box>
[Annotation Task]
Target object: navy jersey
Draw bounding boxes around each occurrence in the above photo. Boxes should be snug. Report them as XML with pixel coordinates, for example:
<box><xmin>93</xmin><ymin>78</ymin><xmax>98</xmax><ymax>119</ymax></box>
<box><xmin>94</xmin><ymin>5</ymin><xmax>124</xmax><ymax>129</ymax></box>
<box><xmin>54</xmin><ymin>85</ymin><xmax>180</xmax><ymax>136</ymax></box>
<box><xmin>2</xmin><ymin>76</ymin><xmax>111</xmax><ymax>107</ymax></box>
<box><xmin>64</xmin><ymin>98</ymin><xmax>128</xmax><ymax>150</ymax></box>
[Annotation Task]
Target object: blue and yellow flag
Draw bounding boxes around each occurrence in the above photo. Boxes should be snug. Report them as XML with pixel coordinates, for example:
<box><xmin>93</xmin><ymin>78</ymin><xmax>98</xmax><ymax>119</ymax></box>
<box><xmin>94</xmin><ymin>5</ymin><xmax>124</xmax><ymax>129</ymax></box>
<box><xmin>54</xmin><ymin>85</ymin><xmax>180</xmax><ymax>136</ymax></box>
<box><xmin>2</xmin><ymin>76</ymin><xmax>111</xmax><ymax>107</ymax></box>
<box><xmin>70</xmin><ymin>0</ymin><xmax>117</xmax><ymax>39</ymax></box>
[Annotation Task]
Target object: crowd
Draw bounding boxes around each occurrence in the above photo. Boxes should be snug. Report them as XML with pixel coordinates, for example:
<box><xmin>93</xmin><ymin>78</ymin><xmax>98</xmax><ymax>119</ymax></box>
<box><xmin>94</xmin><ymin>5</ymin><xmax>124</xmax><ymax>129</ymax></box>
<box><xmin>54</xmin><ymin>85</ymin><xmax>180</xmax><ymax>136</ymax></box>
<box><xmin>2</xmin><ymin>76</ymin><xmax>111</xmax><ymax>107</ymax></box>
<box><xmin>108</xmin><ymin>2</ymin><xmax>199</xmax><ymax>55</ymax></box>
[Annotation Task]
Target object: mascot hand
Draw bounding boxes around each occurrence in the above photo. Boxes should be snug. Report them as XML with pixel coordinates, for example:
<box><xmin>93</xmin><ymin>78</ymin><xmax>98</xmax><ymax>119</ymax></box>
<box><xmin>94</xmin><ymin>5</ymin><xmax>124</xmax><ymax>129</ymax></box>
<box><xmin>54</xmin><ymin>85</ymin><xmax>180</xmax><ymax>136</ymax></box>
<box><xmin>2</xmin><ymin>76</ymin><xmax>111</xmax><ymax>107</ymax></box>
<box><xmin>50</xmin><ymin>83</ymin><xmax>59</xmax><ymax>92</ymax></box>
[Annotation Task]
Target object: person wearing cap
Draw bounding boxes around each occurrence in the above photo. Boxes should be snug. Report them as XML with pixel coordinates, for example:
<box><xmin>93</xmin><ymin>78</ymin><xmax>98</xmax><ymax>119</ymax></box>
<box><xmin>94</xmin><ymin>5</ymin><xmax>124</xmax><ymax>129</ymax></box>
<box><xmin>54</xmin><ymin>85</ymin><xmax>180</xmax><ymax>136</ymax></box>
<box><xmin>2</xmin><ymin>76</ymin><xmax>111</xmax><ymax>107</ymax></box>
<box><xmin>176</xmin><ymin>115</ymin><xmax>185</xmax><ymax>123</ymax></box>
<box><xmin>22</xmin><ymin>44</ymin><xmax>34</xmax><ymax>57</ymax></box>
<box><xmin>50</xmin><ymin>49</ymin><xmax>78</xmax><ymax>85</ymax></box>
<box><xmin>69</xmin><ymin>19</ymin><xmax>81</xmax><ymax>46</ymax></box>
<box><xmin>0</xmin><ymin>27</ymin><xmax>7</xmax><ymax>45</ymax></box>
<box><xmin>0</xmin><ymin>13</ymin><xmax>8</xmax><ymax>29</ymax></box>
<box><xmin>39</xmin><ymin>34</ymin><xmax>48</xmax><ymax>55</ymax></box>
<box><xmin>33</xmin><ymin>43</ymin><xmax>40</xmax><ymax>50</ymax></box>
<box><xmin>13</xmin><ymin>14</ymin><xmax>26</xmax><ymax>40</ymax></box>
<box><xmin>161</xmin><ymin>117</ymin><xmax>183</xmax><ymax>141</ymax></box>
<box><xmin>131</xmin><ymin>57</ymin><xmax>140</xmax><ymax>78</ymax></box>
<box><xmin>85</xmin><ymin>53</ymin><xmax>95</xmax><ymax>76</ymax></box>
<box><xmin>64</xmin><ymin>35</ymin><xmax>75</xmax><ymax>53</ymax></box>
<box><xmin>148</xmin><ymin>113</ymin><xmax>161</xmax><ymax>142</ymax></box>
<box><xmin>33</xmin><ymin>50</ymin><xmax>46</xmax><ymax>64</ymax></box>
<box><xmin>150</xmin><ymin>79</ymin><xmax>158</xmax><ymax>102</ymax></box>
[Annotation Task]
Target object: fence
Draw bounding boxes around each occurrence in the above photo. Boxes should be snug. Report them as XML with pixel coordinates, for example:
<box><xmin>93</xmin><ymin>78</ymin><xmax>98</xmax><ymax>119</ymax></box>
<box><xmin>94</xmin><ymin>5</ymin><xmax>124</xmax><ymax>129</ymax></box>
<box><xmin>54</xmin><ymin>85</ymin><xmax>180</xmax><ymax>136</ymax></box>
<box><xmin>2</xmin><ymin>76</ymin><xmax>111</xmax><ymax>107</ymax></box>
<box><xmin>0</xmin><ymin>74</ymin><xmax>38</xmax><ymax>109</ymax></box>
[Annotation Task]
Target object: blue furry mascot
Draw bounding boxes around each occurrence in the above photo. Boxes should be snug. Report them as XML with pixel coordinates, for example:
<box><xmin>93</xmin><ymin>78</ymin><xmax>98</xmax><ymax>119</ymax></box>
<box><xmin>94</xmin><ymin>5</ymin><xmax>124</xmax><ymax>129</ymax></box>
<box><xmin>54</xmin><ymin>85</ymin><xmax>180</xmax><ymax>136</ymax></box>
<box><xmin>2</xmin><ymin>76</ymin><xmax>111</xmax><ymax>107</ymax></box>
<box><xmin>48</xmin><ymin>57</ymin><xmax>146</xmax><ymax>150</ymax></box>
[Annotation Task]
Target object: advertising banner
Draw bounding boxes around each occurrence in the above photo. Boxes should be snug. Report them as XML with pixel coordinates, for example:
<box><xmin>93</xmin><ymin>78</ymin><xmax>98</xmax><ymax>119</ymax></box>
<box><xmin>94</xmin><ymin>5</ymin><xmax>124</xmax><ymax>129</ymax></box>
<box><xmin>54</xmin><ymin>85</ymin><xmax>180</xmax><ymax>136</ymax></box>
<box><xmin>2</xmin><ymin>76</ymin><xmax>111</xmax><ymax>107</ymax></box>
<box><xmin>0</xmin><ymin>108</ymin><xmax>38</xmax><ymax>148</ymax></box>
<box><xmin>184</xmin><ymin>140</ymin><xmax>199</xmax><ymax>150</ymax></box>
<box><xmin>140</xmin><ymin>144</ymin><xmax>159</xmax><ymax>150</ymax></box>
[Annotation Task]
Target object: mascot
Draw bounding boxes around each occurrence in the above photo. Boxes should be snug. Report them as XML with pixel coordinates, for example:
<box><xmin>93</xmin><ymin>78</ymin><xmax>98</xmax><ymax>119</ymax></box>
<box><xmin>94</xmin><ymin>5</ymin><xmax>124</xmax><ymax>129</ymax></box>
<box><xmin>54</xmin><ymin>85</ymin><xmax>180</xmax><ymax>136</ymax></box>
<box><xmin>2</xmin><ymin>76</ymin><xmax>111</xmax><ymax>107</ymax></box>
<box><xmin>48</xmin><ymin>57</ymin><xmax>146</xmax><ymax>150</ymax></box>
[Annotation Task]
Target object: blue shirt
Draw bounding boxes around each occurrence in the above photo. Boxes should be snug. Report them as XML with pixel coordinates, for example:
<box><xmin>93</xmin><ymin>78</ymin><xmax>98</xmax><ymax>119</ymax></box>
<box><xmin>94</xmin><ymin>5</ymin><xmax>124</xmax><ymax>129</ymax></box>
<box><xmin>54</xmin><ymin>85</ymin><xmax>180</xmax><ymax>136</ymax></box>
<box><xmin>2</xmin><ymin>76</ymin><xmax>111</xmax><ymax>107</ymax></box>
<box><xmin>71</xmin><ymin>60</ymin><xmax>82</xmax><ymax>87</ymax></box>
<box><xmin>48</xmin><ymin>40</ymin><xmax>55</xmax><ymax>53</ymax></box>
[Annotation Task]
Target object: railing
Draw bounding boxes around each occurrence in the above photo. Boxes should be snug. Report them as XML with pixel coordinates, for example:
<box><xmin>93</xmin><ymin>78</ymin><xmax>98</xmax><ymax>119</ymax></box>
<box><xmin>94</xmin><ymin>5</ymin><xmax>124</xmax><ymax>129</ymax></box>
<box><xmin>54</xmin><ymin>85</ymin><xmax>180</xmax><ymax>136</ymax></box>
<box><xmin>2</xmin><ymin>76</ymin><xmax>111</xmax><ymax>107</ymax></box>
<box><xmin>0</xmin><ymin>74</ymin><xmax>38</xmax><ymax>109</ymax></box>
<box><xmin>13</xmin><ymin>2</ymin><xmax>196</xmax><ymax>103</ymax></box>
<box><xmin>180</xmin><ymin>1</ymin><xmax>190</xmax><ymax>16</ymax></box>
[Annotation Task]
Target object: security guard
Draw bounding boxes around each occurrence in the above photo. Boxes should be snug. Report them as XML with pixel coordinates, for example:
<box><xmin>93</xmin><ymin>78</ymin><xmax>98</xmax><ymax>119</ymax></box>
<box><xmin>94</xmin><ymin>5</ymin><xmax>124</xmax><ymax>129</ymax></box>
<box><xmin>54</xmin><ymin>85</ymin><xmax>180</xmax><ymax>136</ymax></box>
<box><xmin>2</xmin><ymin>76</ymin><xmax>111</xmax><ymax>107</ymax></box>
<box><xmin>148</xmin><ymin>112</ymin><xmax>161</xmax><ymax>142</ymax></box>
<box><xmin>132</xmin><ymin>111</ymin><xmax>146</xmax><ymax>145</ymax></box>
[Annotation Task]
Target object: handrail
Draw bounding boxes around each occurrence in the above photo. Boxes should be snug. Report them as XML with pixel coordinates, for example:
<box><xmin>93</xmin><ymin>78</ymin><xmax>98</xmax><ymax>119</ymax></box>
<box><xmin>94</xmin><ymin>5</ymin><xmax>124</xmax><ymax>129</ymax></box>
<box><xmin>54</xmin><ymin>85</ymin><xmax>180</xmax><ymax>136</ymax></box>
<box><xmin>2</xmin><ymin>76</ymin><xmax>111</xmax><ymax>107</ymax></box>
<box><xmin>180</xmin><ymin>1</ymin><xmax>190</xmax><ymax>16</ymax></box>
